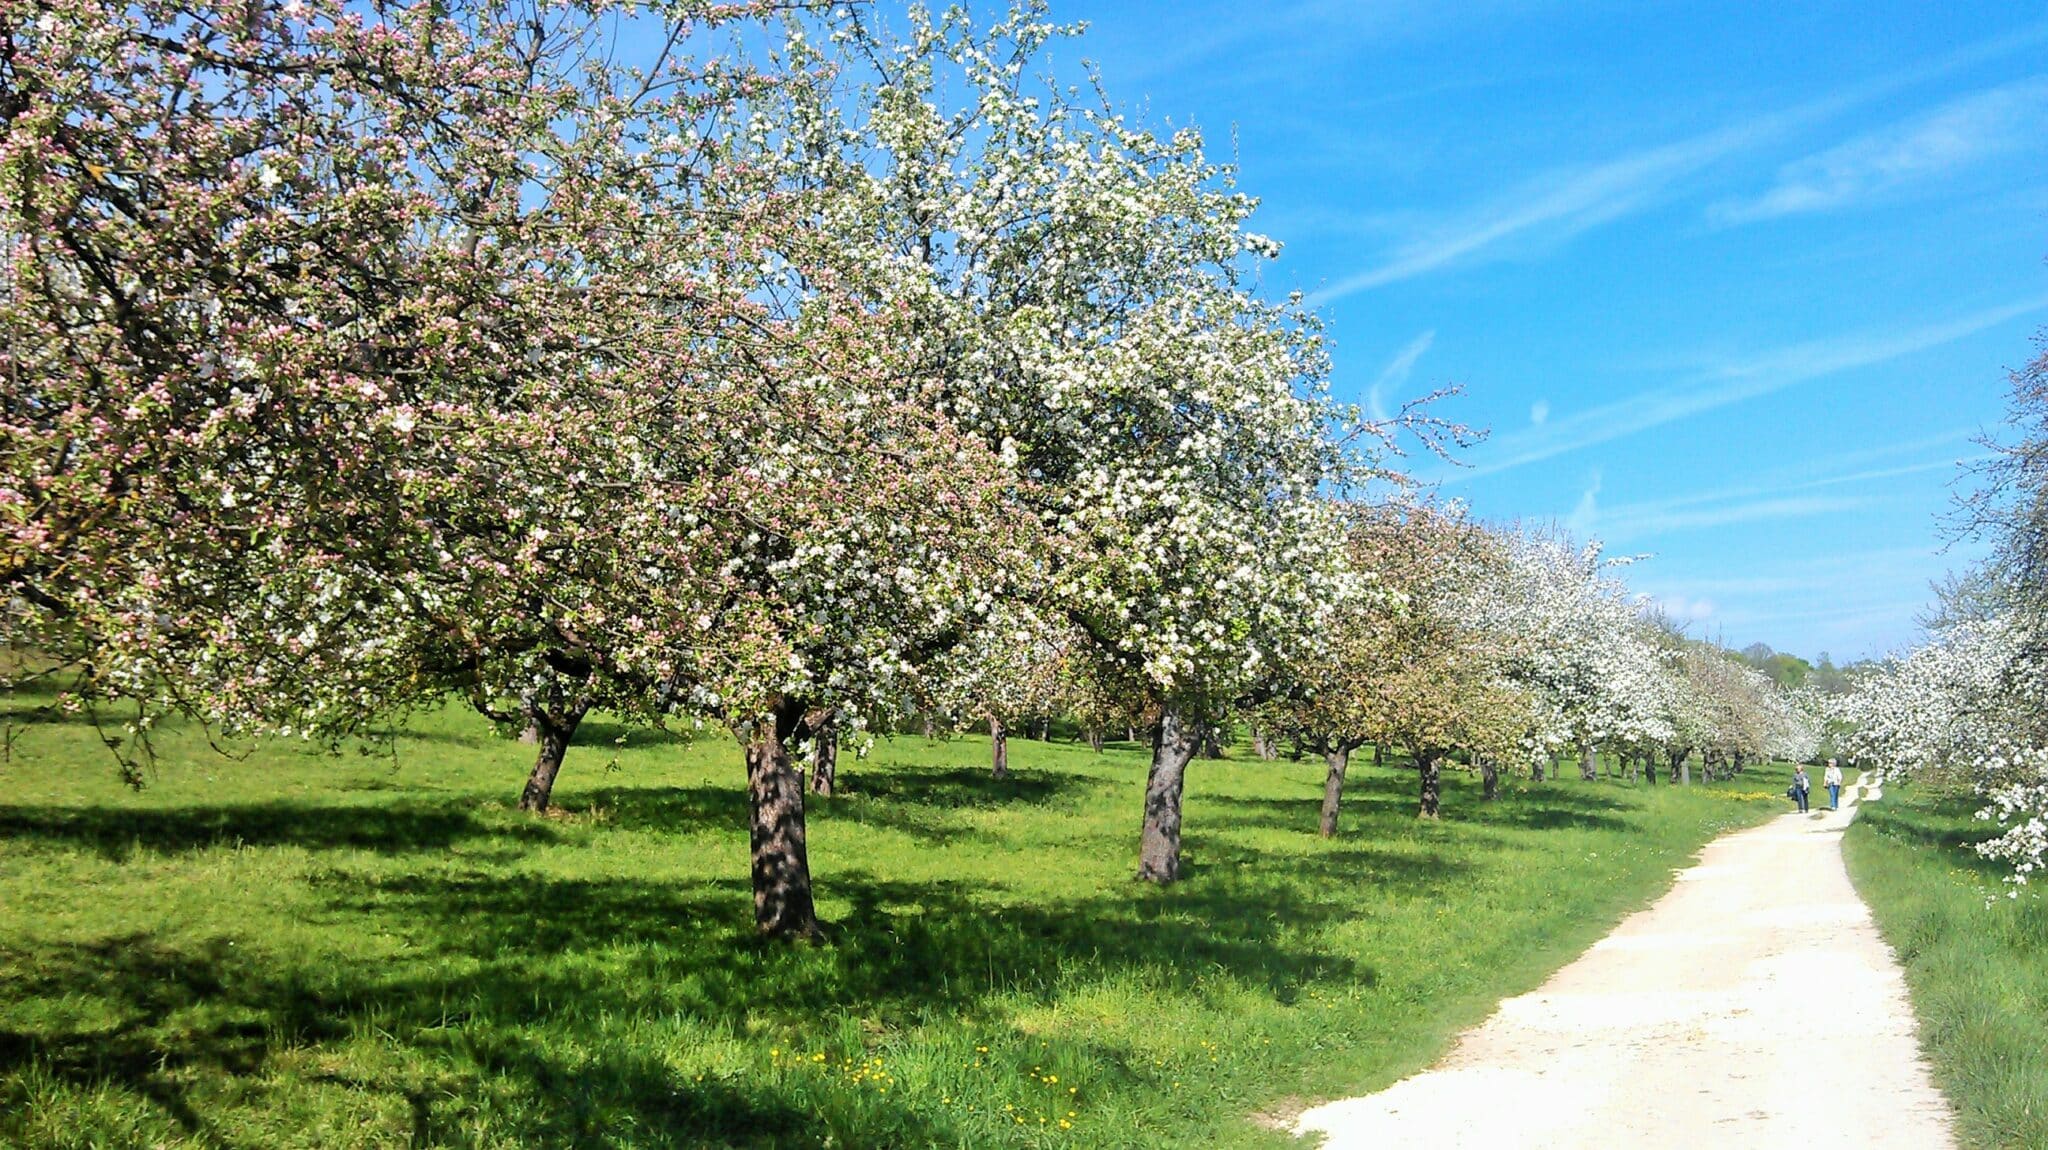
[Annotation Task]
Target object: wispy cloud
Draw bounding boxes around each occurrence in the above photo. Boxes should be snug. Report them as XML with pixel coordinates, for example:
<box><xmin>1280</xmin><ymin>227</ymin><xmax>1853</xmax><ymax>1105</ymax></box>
<box><xmin>1366</xmin><ymin>330</ymin><xmax>1436</xmax><ymax>421</ymax></box>
<box><xmin>1652</xmin><ymin>594</ymin><xmax>1718</xmax><ymax>624</ymax></box>
<box><xmin>1590</xmin><ymin>457</ymin><xmax>1989</xmax><ymax>540</ymax></box>
<box><xmin>1446</xmin><ymin>296</ymin><xmax>2046</xmax><ymax>482</ymax></box>
<box><xmin>1565</xmin><ymin>470</ymin><xmax>1601</xmax><ymax>536</ymax></box>
<box><xmin>1310</xmin><ymin>121</ymin><xmax>1784</xmax><ymax>303</ymax></box>
<box><xmin>1712</xmin><ymin>77</ymin><xmax>2048</xmax><ymax>224</ymax></box>
<box><xmin>1606</xmin><ymin>494</ymin><xmax>1877</xmax><ymax>538</ymax></box>
<box><xmin>1108</xmin><ymin>0</ymin><xmax>1553</xmax><ymax>85</ymax></box>
<box><xmin>1306</xmin><ymin>23</ymin><xmax>2048</xmax><ymax>304</ymax></box>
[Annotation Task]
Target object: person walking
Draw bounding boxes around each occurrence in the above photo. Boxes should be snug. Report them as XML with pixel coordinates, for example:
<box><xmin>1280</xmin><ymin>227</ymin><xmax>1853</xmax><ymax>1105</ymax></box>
<box><xmin>1791</xmin><ymin>765</ymin><xmax>1811</xmax><ymax>814</ymax></box>
<box><xmin>1824</xmin><ymin>759</ymin><xmax>1844</xmax><ymax>811</ymax></box>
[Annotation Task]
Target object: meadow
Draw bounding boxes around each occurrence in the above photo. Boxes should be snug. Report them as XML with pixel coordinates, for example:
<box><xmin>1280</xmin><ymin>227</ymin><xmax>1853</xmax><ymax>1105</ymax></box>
<box><xmin>1844</xmin><ymin>778</ymin><xmax>2048</xmax><ymax>1150</ymax></box>
<box><xmin>0</xmin><ymin>699</ymin><xmax>1793</xmax><ymax>1148</ymax></box>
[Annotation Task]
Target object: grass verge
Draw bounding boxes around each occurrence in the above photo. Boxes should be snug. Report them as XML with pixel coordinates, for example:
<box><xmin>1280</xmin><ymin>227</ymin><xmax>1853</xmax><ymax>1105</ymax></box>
<box><xmin>1843</xmin><ymin>777</ymin><xmax>2048</xmax><ymax>1149</ymax></box>
<box><xmin>1</xmin><ymin>701</ymin><xmax>1790</xmax><ymax>1148</ymax></box>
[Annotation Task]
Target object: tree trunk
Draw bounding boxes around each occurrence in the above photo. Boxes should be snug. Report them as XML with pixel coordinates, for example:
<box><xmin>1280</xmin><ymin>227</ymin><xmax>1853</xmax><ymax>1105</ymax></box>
<box><xmin>1035</xmin><ymin>717</ymin><xmax>1051</xmax><ymax>742</ymax></box>
<box><xmin>1548</xmin><ymin>752</ymin><xmax>1561</xmax><ymax>782</ymax></box>
<box><xmin>1199</xmin><ymin>726</ymin><xmax>1223</xmax><ymax>760</ymax></box>
<box><xmin>1136</xmin><ymin>706</ymin><xmax>1202</xmax><ymax>883</ymax></box>
<box><xmin>1087</xmin><ymin>727</ymin><xmax>1105</xmax><ymax>753</ymax></box>
<box><xmin>922</xmin><ymin>714</ymin><xmax>936</xmax><ymax>739</ymax></box>
<box><xmin>989</xmin><ymin>713</ymin><xmax>1009</xmax><ymax>779</ymax></box>
<box><xmin>1251</xmin><ymin>728</ymin><xmax>1276</xmax><ymax>761</ymax></box>
<box><xmin>1481</xmin><ymin>757</ymin><xmax>1500</xmax><ymax>801</ymax></box>
<box><xmin>1641</xmin><ymin>752</ymin><xmax>1655</xmax><ymax>786</ymax></box>
<box><xmin>1418</xmin><ymin>751</ymin><xmax>1443</xmax><ymax>819</ymax></box>
<box><xmin>1373</xmin><ymin>742</ymin><xmax>1384</xmax><ymax>767</ymax></box>
<box><xmin>810</xmin><ymin>719</ymin><xmax>838</xmax><ymax>797</ymax></box>
<box><xmin>519</xmin><ymin>722</ymin><xmax>539</xmax><ymax>745</ymax></box>
<box><xmin>1319</xmin><ymin>745</ymin><xmax>1352</xmax><ymax>837</ymax></box>
<box><xmin>744</xmin><ymin>701</ymin><xmax>819</xmax><ymax>940</ymax></box>
<box><xmin>1579</xmin><ymin>740</ymin><xmax>1597</xmax><ymax>782</ymax></box>
<box><xmin>517</xmin><ymin>702</ymin><xmax>588</xmax><ymax>813</ymax></box>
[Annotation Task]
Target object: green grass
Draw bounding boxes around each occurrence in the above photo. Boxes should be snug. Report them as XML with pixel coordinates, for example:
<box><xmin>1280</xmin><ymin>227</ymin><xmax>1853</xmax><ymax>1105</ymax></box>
<box><xmin>1844</xmin><ymin>777</ymin><xmax>2048</xmax><ymax>1149</ymax></box>
<box><xmin>0</xmin><ymin>699</ymin><xmax>1794</xmax><ymax>1149</ymax></box>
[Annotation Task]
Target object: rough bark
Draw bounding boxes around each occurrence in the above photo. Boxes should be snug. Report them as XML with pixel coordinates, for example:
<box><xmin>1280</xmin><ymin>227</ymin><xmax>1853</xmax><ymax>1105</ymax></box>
<box><xmin>989</xmin><ymin>713</ymin><xmax>1009</xmax><ymax>779</ymax></box>
<box><xmin>1418</xmin><ymin>750</ymin><xmax>1443</xmax><ymax>819</ymax></box>
<box><xmin>517</xmin><ymin>701</ymin><xmax>588</xmax><ymax>813</ymax></box>
<box><xmin>1319</xmin><ymin>745</ymin><xmax>1352</xmax><ymax>837</ymax></box>
<box><xmin>810</xmin><ymin>718</ymin><xmax>838</xmax><ymax>797</ymax></box>
<box><xmin>1373</xmin><ymin>742</ymin><xmax>1384</xmax><ymax>767</ymax></box>
<box><xmin>1481</xmin><ymin>757</ymin><xmax>1500</xmax><ymax>801</ymax></box>
<box><xmin>1199</xmin><ymin>726</ymin><xmax>1223</xmax><ymax>760</ymax></box>
<box><xmin>1136</xmin><ymin>706</ymin><xmax>1202</xmax><ymax>883</ymax></box>
<box><xmin>1087</xmin><ymin>727</ymin><xmax>1105</xmax><ymax>753</ymax></box>
<box><xmin>1579</xmin><ymin>740</ymin><xmax>1597</xmax><ymax>782</ymax></box>
<box><xmin>745</xmin><ymin>700</ymin><xmax>819</xmax><ymax>940</ymax></box>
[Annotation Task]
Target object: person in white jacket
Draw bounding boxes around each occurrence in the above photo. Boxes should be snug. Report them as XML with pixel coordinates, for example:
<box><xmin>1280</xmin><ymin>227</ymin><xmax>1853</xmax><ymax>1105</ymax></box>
<box><xmin>1823</xmin><ymin>759</ymin><xmax>1844</xmax><ymax>811</ymax></box>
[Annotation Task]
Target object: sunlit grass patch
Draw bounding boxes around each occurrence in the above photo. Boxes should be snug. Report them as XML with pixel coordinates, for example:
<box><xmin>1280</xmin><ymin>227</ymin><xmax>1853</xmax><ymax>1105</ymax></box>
<box><xmin>1845</xmin><ymin>779</ymin><xmax>2048</xmax><ymax>1150</ymax></box>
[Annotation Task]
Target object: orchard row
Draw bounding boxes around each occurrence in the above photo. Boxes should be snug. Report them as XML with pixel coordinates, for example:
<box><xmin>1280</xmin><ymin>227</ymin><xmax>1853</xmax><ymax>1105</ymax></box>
<box><xmin>3</xmin><ymin>0</ymin><xmax>1815</xmax><ymax>934</ymax></box>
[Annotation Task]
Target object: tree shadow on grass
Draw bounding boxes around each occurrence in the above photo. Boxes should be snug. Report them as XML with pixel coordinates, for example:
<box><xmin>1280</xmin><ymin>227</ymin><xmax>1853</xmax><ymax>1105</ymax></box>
<box><xmin>1198</xmin><ymin>771</ymin><xmax>1636</xmax><ymax>837</ymax></box>
<box><xmin>572</xmin><ymin>769</ymin><xmax>1101</xmax><ymax>848</ymax></box>
<box><xmin>0</xmin><ymin>931</ymin><xmax>940</xmax><ymax>1150</ymax></box>
<box><xmin>0</xmin><ymin>799</ymin><xmax>558</xmax><ymax>862</ymax></box>
<box><xmin>835</xmin><ymin>764</ymin><xmax>1093</xmax><ymax>810</ymax></box>
<box><xmin>0</xmin><ymin>769</ymin><xmax>1470</xmax><ymax>1146</ymax></box>
<box><xmin>1466</xmin><ymin>791</ymin><xmax>1634</xmax><ymax>834</ymax></box>
<box><xmin>577</xmin><ymin>784</ymin><xmax>749</xmax><ymax>833</ymax></box>
<box><xmin>1857</xmin><ymin>786</ymin><xmax>2003</xmax><ymax>860</ymax></box>
<box><xmin>1</xmin><ymin>851</ymin><xmax>1403</xmax><ymax>1147</ymax></box>
<box><xmin>0</xmin><ymin>934</ymin><xmax>319</xmax><ymax>1148</ymax></box>
<box><xmin>572</xmin><ymin>718</ymin><xmax>698</xmax><ymax>751</ymax></box>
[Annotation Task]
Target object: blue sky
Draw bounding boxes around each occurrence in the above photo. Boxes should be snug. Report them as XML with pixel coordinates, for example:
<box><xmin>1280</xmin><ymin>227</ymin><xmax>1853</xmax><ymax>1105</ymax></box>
<box><xmin>1063</xmin><ymin>0</ymin><xmax>2048</xmax><ymax>662</ymax></box>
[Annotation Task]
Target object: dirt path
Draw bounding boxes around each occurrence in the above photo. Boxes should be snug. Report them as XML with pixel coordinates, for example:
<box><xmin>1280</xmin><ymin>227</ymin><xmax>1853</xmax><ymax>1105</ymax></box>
<box><xmin>1295</xmin><ymin>775</ymin><xmax>1958</xmax><ymax>1149</ymax></box>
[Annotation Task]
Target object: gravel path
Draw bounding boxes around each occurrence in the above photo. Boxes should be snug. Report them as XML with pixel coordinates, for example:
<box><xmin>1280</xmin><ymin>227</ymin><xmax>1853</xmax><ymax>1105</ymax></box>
<box><xmin>1295</xmin><ymin>775</ymin><xmax>1958</xmax><ymax>1149</ymax></box>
